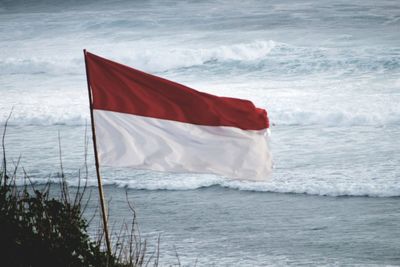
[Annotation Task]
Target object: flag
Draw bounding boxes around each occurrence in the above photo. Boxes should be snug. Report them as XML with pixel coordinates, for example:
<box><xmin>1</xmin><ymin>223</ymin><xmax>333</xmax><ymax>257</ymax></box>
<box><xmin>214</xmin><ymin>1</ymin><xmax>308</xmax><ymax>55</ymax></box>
<box><xmin>85</xmin><ymin>51</ymin><xmax>272</xmax><ymax>181</ymax></box>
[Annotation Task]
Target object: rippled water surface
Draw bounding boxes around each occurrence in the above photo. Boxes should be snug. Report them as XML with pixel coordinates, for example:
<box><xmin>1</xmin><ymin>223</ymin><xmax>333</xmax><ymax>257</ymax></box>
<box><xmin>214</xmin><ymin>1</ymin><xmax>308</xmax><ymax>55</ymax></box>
<box><xmin>1</xmin><ymin>0</ymin><xmax>400</xmax><ymax>265</ymax></box>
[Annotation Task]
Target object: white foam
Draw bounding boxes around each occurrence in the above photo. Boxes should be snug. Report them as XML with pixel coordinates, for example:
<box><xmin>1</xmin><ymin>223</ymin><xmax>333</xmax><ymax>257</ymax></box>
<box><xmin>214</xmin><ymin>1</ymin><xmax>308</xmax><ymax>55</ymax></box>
<box><xmin>18</xmin><ymin>173</ymin><xmax>400</xmax><ymax>198</ymax></box>
<box><xmin>2</xmin><ymin>40</ymin><xmax>399</xmax><ymax>77</ymax></box>
<box><xmin>2</xmin><ymin>104</ymin><xmax>399</xmax><ymax>127</ymax></box>
<box><xmin>2</xmin><ymin>1</ymin><xmax>400</xmax><ymax>201</ymax></box>
<box><xmin>0</xmin><ymin>40</ymin><xmax>277</xmax><ymax>76</ymax></box>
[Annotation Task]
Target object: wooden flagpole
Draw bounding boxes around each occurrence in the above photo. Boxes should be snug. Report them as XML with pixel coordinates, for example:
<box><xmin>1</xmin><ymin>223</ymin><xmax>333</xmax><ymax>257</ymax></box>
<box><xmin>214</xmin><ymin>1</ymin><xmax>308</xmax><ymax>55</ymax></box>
<box><xmin>83</xmin><ymin>49</ymin><xmax>112</xmax><ymax>255</ymax></box>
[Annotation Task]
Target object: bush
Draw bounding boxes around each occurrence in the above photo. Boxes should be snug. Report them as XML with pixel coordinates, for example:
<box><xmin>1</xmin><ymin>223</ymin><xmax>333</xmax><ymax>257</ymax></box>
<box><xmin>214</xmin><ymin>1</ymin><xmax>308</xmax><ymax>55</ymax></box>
<box><xmin>0</xmin><ymin>172</ymin><xmax>118</xmax><ymax>266</ymax></box>
<box><xmin>0</xmin><ymin>117</ymin><xmax>159</xmax><ymax>267</ymax></box>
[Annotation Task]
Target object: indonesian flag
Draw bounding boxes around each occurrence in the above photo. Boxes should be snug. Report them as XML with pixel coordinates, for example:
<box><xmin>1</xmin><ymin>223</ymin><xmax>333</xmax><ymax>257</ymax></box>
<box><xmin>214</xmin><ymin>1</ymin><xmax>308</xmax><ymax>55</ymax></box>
<box><xmin>84</xmin><ymin>51</ymin><xmax>272</xmax><ymax>181</ymax></box>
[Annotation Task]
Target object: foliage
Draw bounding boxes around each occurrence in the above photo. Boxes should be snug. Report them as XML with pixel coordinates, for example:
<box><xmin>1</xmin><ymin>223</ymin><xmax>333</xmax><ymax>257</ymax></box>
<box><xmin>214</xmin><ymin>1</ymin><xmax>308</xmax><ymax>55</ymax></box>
<box><xmin>0</xmin><ymin>115</ymin><xmax>159</xmax><ymax>267</ymax></box>
<box><xmin>0</xmin><ymin>175</ymin><xmax>114</xmax><ymax>266</ymax></box>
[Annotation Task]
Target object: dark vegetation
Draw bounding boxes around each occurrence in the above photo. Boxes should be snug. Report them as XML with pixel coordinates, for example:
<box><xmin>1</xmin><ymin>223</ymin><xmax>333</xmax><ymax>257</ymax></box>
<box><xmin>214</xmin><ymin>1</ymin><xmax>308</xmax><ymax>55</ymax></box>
<box><xmin>0</xmin><ymin>114</ymin><xmax>160</xmax><ymax>267</ymax></box>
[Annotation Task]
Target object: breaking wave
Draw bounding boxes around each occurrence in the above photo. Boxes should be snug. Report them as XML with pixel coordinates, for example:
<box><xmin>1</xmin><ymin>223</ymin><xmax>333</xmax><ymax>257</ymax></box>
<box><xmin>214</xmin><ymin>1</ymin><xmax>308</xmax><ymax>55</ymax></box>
<box><xmin>17</xmin><ymin>173</ymin><xmax>400</xmax><ymax>198</ymax></box>
<box><xmin>2</xmin><ymin>108</ymin><xmax>399</xmax><ymax>127</ymax></box>
<box><xmin>270</xmin><ymin>109</ymin><xmax>400</xmax><ymax>126</ymax></box>
<box><xmin>1</xmin><ymin>40</ymin><xmax>399</xmax><ymax>75</ymax></box>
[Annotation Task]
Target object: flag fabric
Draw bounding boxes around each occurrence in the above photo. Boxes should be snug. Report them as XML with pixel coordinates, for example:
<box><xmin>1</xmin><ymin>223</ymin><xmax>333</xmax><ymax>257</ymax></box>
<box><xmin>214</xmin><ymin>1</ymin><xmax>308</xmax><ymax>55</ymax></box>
<box><xmin>85</xmin><ymin>51</ymin><xmax>272</xmax><ymax>181</ymax></box>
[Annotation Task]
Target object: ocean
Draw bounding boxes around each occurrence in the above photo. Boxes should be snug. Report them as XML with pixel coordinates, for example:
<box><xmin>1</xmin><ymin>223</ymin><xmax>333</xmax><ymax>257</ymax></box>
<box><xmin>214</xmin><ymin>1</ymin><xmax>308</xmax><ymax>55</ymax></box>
<box><xmin>1</xmin><ymin>0</ymin><xmax>400</xmax><ymax>265</ymax></box>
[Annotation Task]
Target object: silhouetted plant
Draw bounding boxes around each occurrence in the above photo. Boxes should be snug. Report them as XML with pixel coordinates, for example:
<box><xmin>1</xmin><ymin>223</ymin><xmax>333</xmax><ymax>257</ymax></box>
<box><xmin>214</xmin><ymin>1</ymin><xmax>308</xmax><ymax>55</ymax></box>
<box><xmin>0</xmin><ymin>178</ymin><xmax>113</xmax><ymax>266</ymax></box>
<box><xmin>0</xmin><ymin>113</ymin><xmax>159</xmax><ymax>267</ymax></box>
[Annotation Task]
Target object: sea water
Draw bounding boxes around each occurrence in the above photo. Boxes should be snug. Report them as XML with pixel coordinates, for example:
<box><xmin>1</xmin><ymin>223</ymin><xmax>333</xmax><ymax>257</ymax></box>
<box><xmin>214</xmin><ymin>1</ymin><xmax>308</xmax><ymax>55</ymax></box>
<box><xmin>1</xmin><ymin>0</ymin><xmax>399</xmax><ymax>265</ymax></box>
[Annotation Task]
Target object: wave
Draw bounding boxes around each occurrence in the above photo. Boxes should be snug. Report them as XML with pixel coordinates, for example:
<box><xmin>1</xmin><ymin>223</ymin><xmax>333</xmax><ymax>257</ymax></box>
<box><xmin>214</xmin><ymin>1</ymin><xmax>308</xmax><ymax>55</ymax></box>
<box><xmin>270</xmin><ymin>109</ymin><xmax>400</xmax><ymax>126</ymax></box>
<box><xmin>1</xmin><ymin>112</ymin><xmax>89</xmax><ymax>126</ymax></box>
<box><xmin>1</xmin><ymin>108</ymin><xmax>399</xmax><ymax>127</ymax></box>
<box><xmin>1</xmin><ymin>40</ymin><xmax>399</xmax><ymax>127</ymax></box>
<box><xmin>0</xmin><ymin>56</ymin><xmax>82</xmax><ymax>75</ymax></box>
<box><xmin>0</xmin><ymin>41</ymin><xmax>277</xmax><ymax>75</ymax></box>
<box><xmin>18</xmin><ymin>174</ymin><xmax>400</xmax><ymax>198</ymax></box>
<box><xmin>1</xmin><ymin>41</ymin><xmax>399</xmax><ymax>75</ymax></box>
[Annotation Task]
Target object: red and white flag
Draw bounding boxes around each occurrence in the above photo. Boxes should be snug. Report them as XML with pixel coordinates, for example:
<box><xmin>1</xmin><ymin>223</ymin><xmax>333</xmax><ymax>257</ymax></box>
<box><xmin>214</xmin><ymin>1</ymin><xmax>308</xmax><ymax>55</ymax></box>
<box><xmin>85</xmin><ymin>51</ymin><xmax>272</xmax><ymax>181</ymax></box>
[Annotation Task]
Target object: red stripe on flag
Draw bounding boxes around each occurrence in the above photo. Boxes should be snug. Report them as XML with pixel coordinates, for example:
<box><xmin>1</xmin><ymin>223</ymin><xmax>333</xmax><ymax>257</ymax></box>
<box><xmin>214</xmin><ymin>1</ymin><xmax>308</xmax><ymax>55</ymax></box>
<box><xmin>85</xmin><ymin>51</ymin><xmax>269</xmax><ymax>130</ymax></box>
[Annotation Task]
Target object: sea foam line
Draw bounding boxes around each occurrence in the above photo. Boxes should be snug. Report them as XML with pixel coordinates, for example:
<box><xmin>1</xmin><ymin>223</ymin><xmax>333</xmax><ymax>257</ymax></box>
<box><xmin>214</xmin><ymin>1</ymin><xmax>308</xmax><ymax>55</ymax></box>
<box><xmin>1</xmin><ymin>40</ymin><xmax>399</xmax><ymax>75</ymax></box>
<box><xmin>14</xmin><ymin>175</ymin><xmax>400</xmax><ymax>198</ymax></box>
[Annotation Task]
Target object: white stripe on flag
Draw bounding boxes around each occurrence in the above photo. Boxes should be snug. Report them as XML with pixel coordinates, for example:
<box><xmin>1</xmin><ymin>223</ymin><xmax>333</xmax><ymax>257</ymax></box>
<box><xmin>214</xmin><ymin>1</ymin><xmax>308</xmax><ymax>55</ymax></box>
<box><xmin>94</xmin><ymin>110</ymin><xmax>272</xmax><ymax>181</ymax></box>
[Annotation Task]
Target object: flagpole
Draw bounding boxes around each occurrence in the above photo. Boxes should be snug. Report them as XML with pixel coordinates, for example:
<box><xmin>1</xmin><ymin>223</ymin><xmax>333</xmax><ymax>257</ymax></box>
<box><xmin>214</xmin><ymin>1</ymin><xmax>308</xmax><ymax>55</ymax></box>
<box><xmin>83</xmin><ymin>49</ymin><xmax>112</xmax><ymax>255</ymax></box>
